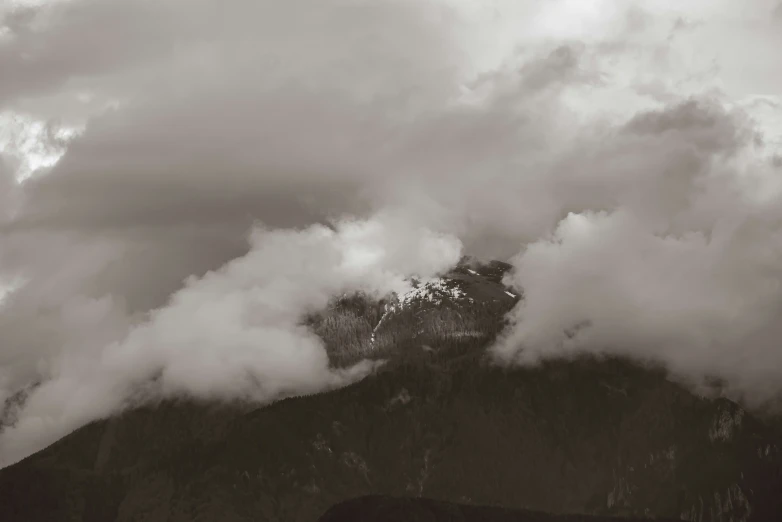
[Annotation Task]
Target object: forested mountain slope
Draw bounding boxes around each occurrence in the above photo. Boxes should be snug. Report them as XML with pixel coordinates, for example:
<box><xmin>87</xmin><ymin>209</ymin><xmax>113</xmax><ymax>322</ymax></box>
<box><xmin>1</xmin><ymin>261</ymin><xmax>780</xmax><ymax>522</ymax></box>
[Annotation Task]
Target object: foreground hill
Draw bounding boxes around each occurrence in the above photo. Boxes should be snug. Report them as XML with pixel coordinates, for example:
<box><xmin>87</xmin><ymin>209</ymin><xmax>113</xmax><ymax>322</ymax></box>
<box><xmin>318</xmin><ymin>496</ymin><xmax>681</xmax><ymax>522</ymax></box>
<box><xmin>0</xmin><ymin>260</ymin><xmax>780</xmax><ymax>522</ymax></box>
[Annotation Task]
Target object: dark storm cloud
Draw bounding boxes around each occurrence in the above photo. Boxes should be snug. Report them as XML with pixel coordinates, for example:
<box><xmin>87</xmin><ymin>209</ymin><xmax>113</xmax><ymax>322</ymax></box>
<box><xmin>1</xmin><ymin>0</ymin><xmax>469</xmax><ymax>310</ymax></box>
<box><xmin>0</xmin><ymin>0</ymin><xmax>183</xmax><ymax>105</ymax></box>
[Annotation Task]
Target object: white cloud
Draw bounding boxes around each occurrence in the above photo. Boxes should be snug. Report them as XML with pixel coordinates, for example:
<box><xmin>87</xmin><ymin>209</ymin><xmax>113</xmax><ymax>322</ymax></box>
<box><xmin>0</xmin><ymin>214</ymin><xmax>461</xmax><ymax>467</ymax></box>
<box><xmin>492</xmin><ymin>99</ymin><xmax>782</xmax><ymax>407</ymax></box>
<box><xmin>0</xmin><ymin>276</ymin><xmax>25</xmax><ymax>307</ymax></box>
<box><xmin>0</xmin><ymin>111</ymin><xmax>83</xmax><ymax>181</ymax></box>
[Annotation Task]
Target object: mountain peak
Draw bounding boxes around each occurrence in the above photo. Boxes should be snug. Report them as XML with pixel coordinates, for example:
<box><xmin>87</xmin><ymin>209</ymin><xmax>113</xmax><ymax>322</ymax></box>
<box><xmin>309</xmin><ymin>260</ymin><xmax>520</xmax><ymax>366</ymax></box>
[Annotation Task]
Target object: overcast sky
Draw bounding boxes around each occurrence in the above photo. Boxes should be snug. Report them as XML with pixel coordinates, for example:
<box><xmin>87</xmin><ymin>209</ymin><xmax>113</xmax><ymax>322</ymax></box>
<box><xmin>1</xmin><ymin>0</ymin><xmax>781</xmax><ymax>466</ymax></box>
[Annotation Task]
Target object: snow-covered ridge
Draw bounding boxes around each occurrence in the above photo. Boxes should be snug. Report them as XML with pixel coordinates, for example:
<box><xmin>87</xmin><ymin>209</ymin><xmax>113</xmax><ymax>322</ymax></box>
<box><xmin>396</xmin><ymin>277</ymin><xmax>474</xmax><ymax>309</ymax></box>
<box><xmin>356</xmin><ymin>265</ymin><xmax>518</xmax><ymax>348</ymax></box>
<box><xmin>368</xmin><ymin>277</ymin><xmax>474</xmax><ymax>347</ymax></box>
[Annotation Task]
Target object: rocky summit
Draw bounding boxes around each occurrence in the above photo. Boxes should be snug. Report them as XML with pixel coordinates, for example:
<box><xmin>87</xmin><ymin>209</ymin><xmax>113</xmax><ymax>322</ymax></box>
<box><xmin>1</xmin><ymin>260</ymin><xmax>781</xmax><ymax>522</ymax></box>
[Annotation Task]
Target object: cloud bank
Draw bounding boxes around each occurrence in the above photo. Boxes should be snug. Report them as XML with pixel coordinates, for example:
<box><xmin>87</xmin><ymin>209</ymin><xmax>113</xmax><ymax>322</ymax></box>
<box><xmin>0</xmin><ymin>0</ymin><xmax>781</xmax><ymax>463</ymax></box>
<box><xmin>0</xmin><ymin>213</ymin><xmax>461</xmax><ymax>466</ymax></box>
<box><xmin>492</xmin><ymin>99</ymin><xmax>782</xmax><ymax>407</ymax></box>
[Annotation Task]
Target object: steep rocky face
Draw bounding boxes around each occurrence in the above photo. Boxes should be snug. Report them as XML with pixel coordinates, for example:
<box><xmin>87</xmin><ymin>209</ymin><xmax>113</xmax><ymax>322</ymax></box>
<box><xmin>0</xmin><ymin>261</ymin><xmax>780</xmax><ymax>522</ymax></box>
<box><xmin>306</xmin><ymin>259</ymin><xmax>519</xmax><ymax>367</ymax></box>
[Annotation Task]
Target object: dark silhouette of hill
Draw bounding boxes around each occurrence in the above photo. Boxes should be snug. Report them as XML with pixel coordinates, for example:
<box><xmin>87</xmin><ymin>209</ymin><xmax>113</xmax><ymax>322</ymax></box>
<box><xmin>0</xmin><ymin>260</ymin><xmax>780</xmax><ymax>522</ymax></box>
<box><xmin>318</xmin><ymin>496</ymin><xmax>681</xmax><ymax>522</ymax></box>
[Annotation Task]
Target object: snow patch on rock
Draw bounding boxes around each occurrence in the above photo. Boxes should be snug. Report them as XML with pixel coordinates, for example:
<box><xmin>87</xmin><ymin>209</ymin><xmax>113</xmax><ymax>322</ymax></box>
<box><xmin>709</xmin><ymin>406</ymin><xmax>744</xmax><ymax>442</ymax></box>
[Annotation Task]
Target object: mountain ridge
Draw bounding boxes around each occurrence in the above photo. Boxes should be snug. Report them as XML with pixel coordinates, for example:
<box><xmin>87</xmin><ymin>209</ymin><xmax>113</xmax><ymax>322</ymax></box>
<box><xmin>0</xmin><ymin>259</ymin><xmax>781</xmax><ymax>522</ymax></box>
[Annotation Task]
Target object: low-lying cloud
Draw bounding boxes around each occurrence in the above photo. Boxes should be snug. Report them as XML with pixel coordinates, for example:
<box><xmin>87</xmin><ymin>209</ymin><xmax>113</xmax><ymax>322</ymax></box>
<box><xmin>1</xmin><ymin>0</ymin><xmax>781</xmax><ymax>464</ymax></box>
<box><xmin>0</xmin><ymin>213</ymin><xmax>461</xmax><ymax>466</ymax></box>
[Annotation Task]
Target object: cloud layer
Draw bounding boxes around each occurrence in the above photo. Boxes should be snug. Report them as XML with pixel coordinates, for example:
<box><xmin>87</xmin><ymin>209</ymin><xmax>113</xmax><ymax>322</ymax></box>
<box><xmin>1</xmin><ymin>0</ymin><xmax>781</xmax><ymax>464</ymax></box>
<box><xmin>0</xmin><ymin>213</ymin><xmax>461</xmax><ymax>466</ymax></box>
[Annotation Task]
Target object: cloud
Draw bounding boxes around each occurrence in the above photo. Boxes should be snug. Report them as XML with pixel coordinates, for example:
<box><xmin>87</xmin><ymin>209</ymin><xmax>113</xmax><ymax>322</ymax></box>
<box><xmin>0</xmin><ymin>110</ymin><xmax>81</xmax><ymax>182</ymax></box>
<box><xmin>492</xmin><ymin>99</ymin><xmax>782</xmax><ymax>407</ymax></box>
<box><xmin>0</xmin><ymin>213</ymin><xmax>462</xmax><ymax>467</ymax></box>
<box><xmin>0</xmin><ymin>157</ymin><xmax>13</xmax><ymax>218</ymax></box>
<box><xmin>1</xmin><ymin>0</ymin><xmax>782</xmax><ymax>464</ymax></box>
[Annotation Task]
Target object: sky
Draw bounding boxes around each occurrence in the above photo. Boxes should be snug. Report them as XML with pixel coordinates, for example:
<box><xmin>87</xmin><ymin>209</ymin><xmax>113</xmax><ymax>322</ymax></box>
<box><xmin>0</xmin><ymin>0</ymin><xmax>781</xmax><ymax>466</ymax></box>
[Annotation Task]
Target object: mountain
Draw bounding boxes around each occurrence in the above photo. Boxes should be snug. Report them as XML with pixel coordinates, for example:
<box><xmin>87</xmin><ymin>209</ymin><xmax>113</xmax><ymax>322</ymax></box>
<box><xmin>0</xmin><ymin>260</ymin><xmax>781</xmax><ymax>522</ymax></box>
